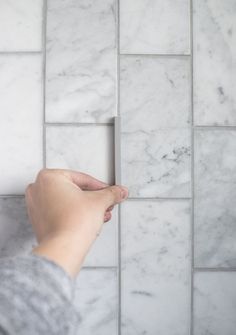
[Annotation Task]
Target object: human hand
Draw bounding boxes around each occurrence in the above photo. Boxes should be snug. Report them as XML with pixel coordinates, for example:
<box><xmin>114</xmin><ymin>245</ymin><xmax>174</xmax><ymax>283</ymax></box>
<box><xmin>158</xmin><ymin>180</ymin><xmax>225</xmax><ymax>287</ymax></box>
<box><xmin>25</xmin><ymin>168</ymin><xmax>129</xmax><ymax>277</ymax></box>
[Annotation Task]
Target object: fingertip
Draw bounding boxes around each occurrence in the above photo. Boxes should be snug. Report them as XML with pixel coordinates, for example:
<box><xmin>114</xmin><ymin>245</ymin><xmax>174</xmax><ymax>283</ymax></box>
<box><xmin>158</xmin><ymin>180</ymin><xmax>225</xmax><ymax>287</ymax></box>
<box><xmin>119</xmin><ymin>185</ymin><xmax>129</xmax><ymax>200</ymax></box>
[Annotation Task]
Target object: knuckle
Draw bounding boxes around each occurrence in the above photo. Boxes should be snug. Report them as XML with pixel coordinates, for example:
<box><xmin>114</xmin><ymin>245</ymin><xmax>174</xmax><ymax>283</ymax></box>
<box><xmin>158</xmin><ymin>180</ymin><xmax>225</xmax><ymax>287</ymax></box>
<box><xmin>37</xmin><ymin>168</ymin><xmax>52</xmax><ymax>180</ymax></box>
<box><xmin>25</xmin><ymin>183</ymin><xmax>33</xmax><ymax>196</ymax></box>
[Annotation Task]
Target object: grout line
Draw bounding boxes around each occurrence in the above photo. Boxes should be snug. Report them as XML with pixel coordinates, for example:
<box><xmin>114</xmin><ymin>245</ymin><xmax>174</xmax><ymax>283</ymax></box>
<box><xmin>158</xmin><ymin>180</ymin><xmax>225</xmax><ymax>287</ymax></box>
<box><xmin>0</xmin><ymin>51</ymin><xmax>42</xmax><ymax>55</ymax></box>
<box><xmin>43</xmin><ymin>123</ymin><xmax>236</xmax><ymax>129</ymax></box>
<box><xmin>45</xmin><ymin>122</ymin><xmax>114</xmax><ymax>127</ymax></box>
<box><xmin>194</xmin><ymin>125</ymin><xmax>236</xmax><ymax>130</ymax></box>
<box><xmin>42</xmin><ymin>0</ymin><xmax>47</xmax><ymax>168</ymax></box>
<box><xmin>81</xmin><ymin>266</ymin><xmax>118</xmax><ymax>270</ymax></box>
<box><xmin>195</xmin><ymin>267</ymin><xmax>236</xmax><ymax>272</ymax></box>
<box><xmin>190</xmin><ymin>0</ymin><xmax>194</xmax><ymax>333</ymax></box>
<box><xmin>117</xmin><ymin>0</ymin><xmax>122</xmax><ymax>333</ymax></box>
<box><xmin>127</xmin><ymin>197</ymin><xmax>191</xmax><ymax>201</ymax></box>
<box><xmin>0</xmin><ymin>195</ymin><xmax>25</xmax><ymax>198</ymax></box>
<box><xmin>0</xmin><ymin>195</ymin><xmax>192</xmax><ymax>200</ymax></box>
<box><xmin>120</xmin><ymin>53</ymin><xmax>191</xmax><ymax>57</ymax></box>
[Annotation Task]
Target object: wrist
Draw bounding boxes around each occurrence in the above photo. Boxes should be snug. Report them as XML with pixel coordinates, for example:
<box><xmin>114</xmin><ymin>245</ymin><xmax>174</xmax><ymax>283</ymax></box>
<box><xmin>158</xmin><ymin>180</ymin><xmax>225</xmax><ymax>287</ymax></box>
<box><xmin>32</xmin><ymin>229</ymin><xmax>96</xmax><ymax>278</ymax></box>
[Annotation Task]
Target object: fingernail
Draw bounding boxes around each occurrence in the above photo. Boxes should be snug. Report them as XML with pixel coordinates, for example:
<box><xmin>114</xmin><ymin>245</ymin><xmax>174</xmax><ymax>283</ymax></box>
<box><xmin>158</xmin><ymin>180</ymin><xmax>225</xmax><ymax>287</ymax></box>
<box><xmin>121</xmin><ymin>187</ymin><xmax>128</xmax><ymax>199</ymax></box>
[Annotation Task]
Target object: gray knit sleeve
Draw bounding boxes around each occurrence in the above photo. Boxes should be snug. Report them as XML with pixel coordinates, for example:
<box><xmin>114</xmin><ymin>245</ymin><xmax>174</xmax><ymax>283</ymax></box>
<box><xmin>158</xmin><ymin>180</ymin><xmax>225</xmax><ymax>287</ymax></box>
<box><xmin>0</xmin><ymin>254</ymin><xmax>80</xmax><ymax>335</ymax></box>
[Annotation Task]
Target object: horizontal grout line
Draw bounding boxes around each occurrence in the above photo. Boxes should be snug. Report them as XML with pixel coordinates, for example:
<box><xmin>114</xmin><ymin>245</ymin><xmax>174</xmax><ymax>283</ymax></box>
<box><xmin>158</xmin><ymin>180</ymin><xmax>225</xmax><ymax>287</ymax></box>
<box><xmin>45</xmin><ymin>122</ymin><xmax>114</xmax><ymax>126</ymax></box>
<box><xmin>0</xmin><ymin>51</ymin><xmax>42</xmax><ymax>55</ymax></box>
<box><xmin>127</xmin><ymin>197</ymin><xmax>191</xmax><ymax>201</ymax></box>
<box><xmin>0</xmin><ymin>195</ymin><xmax>25</xmax><ymax>198</ymax></box>
<box><xmin>195</xmin><ymin>267</ymin><xmax>236</xmax><ymax>272</ymax></box>
<box><xmin>120</xmin><ymin>53</ymin><xmax>191</xmax><ymax>57</ymax></box>
<box><xmin>194</xmin><ymin>125</ymin><xmax>236</xmax><ymax>130</ymax></box>
<box><xmin>81</xmin><ymin>266</ymin><xmax>118</xmax><ymax>270</ymax></box>
<box><xmin>0</xmin><ymin>195</ymin><xmax>192</xmax><ymax>201</ymax></box>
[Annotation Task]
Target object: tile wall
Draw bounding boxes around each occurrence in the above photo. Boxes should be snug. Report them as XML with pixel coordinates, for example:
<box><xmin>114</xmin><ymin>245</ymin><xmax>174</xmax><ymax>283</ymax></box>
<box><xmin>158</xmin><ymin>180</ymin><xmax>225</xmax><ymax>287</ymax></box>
<box><xmin>0</xmin><ymin>0</ymin><xmax>235</xmax><ymax>334</ymax></box>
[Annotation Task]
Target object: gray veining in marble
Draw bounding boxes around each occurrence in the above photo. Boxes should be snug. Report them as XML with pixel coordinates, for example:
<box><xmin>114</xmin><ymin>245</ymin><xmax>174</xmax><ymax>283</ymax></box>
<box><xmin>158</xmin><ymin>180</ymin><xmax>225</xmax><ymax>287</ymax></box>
<box><xmin>0</xmin><ymin>0</ymin><xmax>43</xmax><ymax>51</ymax></box>
<box><xmin>74</xmin><ymin>268</ymin><xmax>118</xmax><ymax>335</ymax></box>
<box><xmin>120</xmin><ymin>0</ymin><xmax>190</xmax><ymax>54</ymax></box>
<box><xmin>120</xmin><ymin>56</ymin><xmax>191</xmax><ymax>198</ymax></box>
<box><xmin>46</xmin><ymin>0</ymin><xmax>117</xmax><ymax>123</ymax></box>
<box><xmin>193</xmin><ymin>0</ymin><xmax>236</xmax><ymax>125</ymax></box>
<box><xmin>121</xmin><ymin>200</ymin><xmax>191</xmax><ymax>335</ymax></box>
<box><xmin>194</xmin><ymin>272</ymin><xmax>236</xmax><ymax>335</ymax></box>
<box><xmin>0</xmin><ymin>54</ymin><xmax>43</xmax><ymax>195</ymax></box>
<box><xmin>194</xmin><ymin>129</ymin><xmax>236</xmax><ymax>267</ymax></box>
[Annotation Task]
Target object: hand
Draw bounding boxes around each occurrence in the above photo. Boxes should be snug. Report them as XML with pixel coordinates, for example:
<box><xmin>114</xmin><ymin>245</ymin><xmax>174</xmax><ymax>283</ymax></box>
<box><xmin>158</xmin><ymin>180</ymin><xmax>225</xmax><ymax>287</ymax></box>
<box><xmin>25</xmin><ymin>168</ymin><xmax>129</xmax><ymax>277</ymax></box>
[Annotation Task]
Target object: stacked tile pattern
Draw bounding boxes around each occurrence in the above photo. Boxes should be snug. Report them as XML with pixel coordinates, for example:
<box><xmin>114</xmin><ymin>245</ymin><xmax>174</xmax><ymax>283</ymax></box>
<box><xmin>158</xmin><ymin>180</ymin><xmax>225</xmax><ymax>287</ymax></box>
<box><xmin>0</xmin><ymin>0</ymin><xmax>235</xmax><ymax>334</ymax></box>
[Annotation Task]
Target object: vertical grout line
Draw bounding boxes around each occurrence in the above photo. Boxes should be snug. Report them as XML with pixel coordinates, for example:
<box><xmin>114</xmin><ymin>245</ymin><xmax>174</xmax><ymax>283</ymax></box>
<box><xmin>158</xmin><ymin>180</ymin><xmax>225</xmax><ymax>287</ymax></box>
<box><xmin>190</xmin><ymin>0</ymin><xmax>194</xmax><ymax>334</ymax></box>
<box><xmin>116</xmin><ymin>0</ymin><xmax>122</xmax><ymax>334</ymax></box>
<box><xmin>42</xmin><ymin>0</ymin><xmax>48</xmax><ymax>168</ymax></box>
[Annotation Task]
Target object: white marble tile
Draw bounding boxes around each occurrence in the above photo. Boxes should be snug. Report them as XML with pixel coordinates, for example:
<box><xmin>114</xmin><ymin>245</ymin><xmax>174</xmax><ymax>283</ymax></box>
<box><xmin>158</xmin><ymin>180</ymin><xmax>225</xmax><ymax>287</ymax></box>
<box><xmin>120</xmin><ymin>56</ymin><xmax>191</xmax><ymax>198</ymax></box>
<box><xmin>0</xmin><ymin>197</ymin><xmax>36</xmax><ymax>258</ymax></box>
<box><xmin>120</xmin><ymin>56</ymin><xmax>191</xmax><ymax>128</ymax></box>
<box><xmin>121</xmin><ymin>200</ymin><xmax>191</xmax><ymax>335</ymax></box>
<box><xmin>46</xmin><ymin>125</ymin><xmax>117</xmax><ymax>266</ymax></box>
<box><xmin>46</xmin><ymin>0</ymin><xmax>117</xmax><ymax>123</ymax></box>
<box><xmin>193</xmin><ymin>0</ymin><xmax>236</xmax><ymax>125</ymax></box>
<box><xmin>120</xmin><ymin>0</ymin><xmax>190</xmax><ymax>54</ymax></box>
<box><xmin>194</xmin><ymin>272</ymin><xmax>236</xmax><ymax>335</ymax></box>
<box><xmin>194</xmin><ymin>130</ymin><xmax>236</xmax><ymax>267</ymax></box>
<box><xmin>46</xmin><ymin>125</ymin><xmax>114</xmax><ymax>184</ymax></box>
<box><xmin>0</xmin><ymin>0</ymin><xmax>43</xmax><ymax>51</ymax></box>
<box><xmin>0</xmin><ymin>54</ymin><xmax>43</xmax><ymax>195</ymax></box>
<box><xmin>74</xmin><ymin>268</ymin><xmax>118</xmax><ymax>335</ymax></box>
<box><xmin>84</xmin><ymin>207</ymin><xmax>118</xmax><ymax>267</ymax></box>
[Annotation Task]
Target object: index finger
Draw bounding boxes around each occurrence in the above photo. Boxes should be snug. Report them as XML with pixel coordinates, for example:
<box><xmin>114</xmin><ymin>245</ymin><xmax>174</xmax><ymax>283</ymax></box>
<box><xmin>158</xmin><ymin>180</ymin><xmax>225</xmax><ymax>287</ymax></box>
<box><xmin>59</xmin><ymin>169</ymin><xmax>110</xmax><ymax>190</ymax></box>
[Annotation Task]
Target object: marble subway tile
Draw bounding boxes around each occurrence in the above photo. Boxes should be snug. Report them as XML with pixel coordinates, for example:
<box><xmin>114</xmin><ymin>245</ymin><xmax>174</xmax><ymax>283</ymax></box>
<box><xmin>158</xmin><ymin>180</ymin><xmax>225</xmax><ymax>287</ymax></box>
<box><xmin>194</xmin><ymin>272</ymin><xmax>236</xmax><ymax>335</ymax></box>
<box><xmin>0</xmin><ymin>197</ymin><xmax>36</xmax><ymax>258</ymax></box>
<box><xmin>84</xmin><ymin>207</ymin><xmax>118</xmax><ymax>267</ymax></box>
<box><xmin>121</xmin><ymin>200</ymin><xmax>191</xmax><ymax>335</ymax></box>
<box><xmin>120</xmin><ymin>0</ymin><xmax>190</xmax><ymax>54</ymax></box>
<box><xmin>193</xmin><ymin>0</ymin><xmax>236</xmax><ymax>125</ymax></box>
<box><xmin>74</xmin><ymin>268</ymin><xmax>118</xmax><ymax>335</ymax></box>
<box><xmin>0</xmin><ymin>54</ymin><xmax>43</xmax><ymax>195</ymax></box>
<box><xmin>194</xmin><ymin>130</ymin><xmax>236</xmax><ymax>267</ymax></box>
<box><xmin>0</xmin><ymin>0</ymin><xmax>43</xmax><ymax>51</ymax></box>
<box><xmin>120</xmin><ymin>56</ymin><xmax>191</xmax><ymax>198</ymax></box>
<box><xmin>46</xmin><ymin>125</ymin><xmax>117</xmax><ymax>266</ymax></box>
<box><xmin>46</xmin><ymin>125</ymin><xmax>114</xmax><ymax>184</ymax></box>
<box><xmin>46</xmin><ymin>0</ymin><xmax>117</xmax><ymax>123</ymax></box>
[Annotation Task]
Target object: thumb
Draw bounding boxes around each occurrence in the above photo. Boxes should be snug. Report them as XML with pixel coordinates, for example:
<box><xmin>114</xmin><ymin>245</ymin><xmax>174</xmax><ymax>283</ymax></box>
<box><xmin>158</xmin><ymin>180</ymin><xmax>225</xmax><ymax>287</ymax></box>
<box><xmin>97</xmin><ymin>185</ymin><xmax>129</xmax><ymax>208</ymax></box>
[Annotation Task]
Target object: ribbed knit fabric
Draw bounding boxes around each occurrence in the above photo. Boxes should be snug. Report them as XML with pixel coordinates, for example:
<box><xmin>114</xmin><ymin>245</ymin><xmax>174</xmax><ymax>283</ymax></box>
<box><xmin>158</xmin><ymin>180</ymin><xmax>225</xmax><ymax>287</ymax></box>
<box><xmin>0</xmin><ymin>254</ymin><xmax>80</xmax><ymax>335</ymax></box>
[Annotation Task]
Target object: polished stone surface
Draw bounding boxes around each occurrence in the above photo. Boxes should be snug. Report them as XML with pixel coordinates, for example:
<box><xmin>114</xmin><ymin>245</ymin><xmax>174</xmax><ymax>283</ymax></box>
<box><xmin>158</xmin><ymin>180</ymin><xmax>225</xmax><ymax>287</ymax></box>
<box><xmin>74</xmin><ymin>268</ymin><xmax>118</xmax><ymax>335</ymax></box>
<box><xmin>46</xmin><ymin>0</ymin><xmax>117</xmax><ymax>123</ymax></box>
<box><xmin>46</xmin><ymin>125</ymin><xmax>114</xmax><ymax>184</ymax></box>
<box><xmin>120</xmin><ymin>0</ymin><xmax>190</xmax><ymax>54</ymax></box>
<box><xmin>0</xmin><ymin>0</ymin><xmax>43</xmax><ymax>51</ymax></box>
<box><xmin>193</xmin><ymin>0</ymin><xmax>236</xmax><ymax>125</ymax></box>
<box><xmin>0</xmin><ymin>54</ymin><xmax>43</xmax><ymax>195</ymax></box>
<box><xmin>120</xmin><ymin>56</ymin><xmax>191</xmax><ymax>198</ymax></box>
<box><xmin>194</xmin><ymin>272</ymin><xmax>236</xmax><ymax>335</ymax></box>
<box><xmin>121</xmin><ymin>200</ymin><xmax>191</xmax><ymax>335</ymax></box>
<box><xmin>194</xmin><ymin>129</ymin><xmax>236</xmax><ymax>267</ymax></box>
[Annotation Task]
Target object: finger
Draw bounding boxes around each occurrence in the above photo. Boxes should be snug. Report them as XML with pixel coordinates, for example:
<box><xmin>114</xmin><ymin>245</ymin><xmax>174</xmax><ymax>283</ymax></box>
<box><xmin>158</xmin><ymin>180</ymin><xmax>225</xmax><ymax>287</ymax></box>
<box><xmin>97</xmin><ymin>185</ymin><xmax>129</xmax><ymax>209</ymax></box>
<box><xmin>42</xmin><ymin>168</ymin><xmax>110</xmax><ymax>191</ymax></box>
<box><xmin>64</xmin><ymin>169</ymin><xmax>110</xmax><ymax>190</ymax></box>
<box><xmin>104</xmin><ymin>211</ymin><xmax>112</xmax><ymax>222</ymax></box>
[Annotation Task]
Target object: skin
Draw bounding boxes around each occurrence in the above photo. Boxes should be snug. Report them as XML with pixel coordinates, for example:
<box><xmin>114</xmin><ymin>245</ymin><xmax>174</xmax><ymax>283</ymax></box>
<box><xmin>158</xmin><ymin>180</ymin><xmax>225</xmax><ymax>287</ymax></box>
<box><xmin>25</xmin><ymin>168</ymin><xmax>129</xmax><ymax>278</ymax></box>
